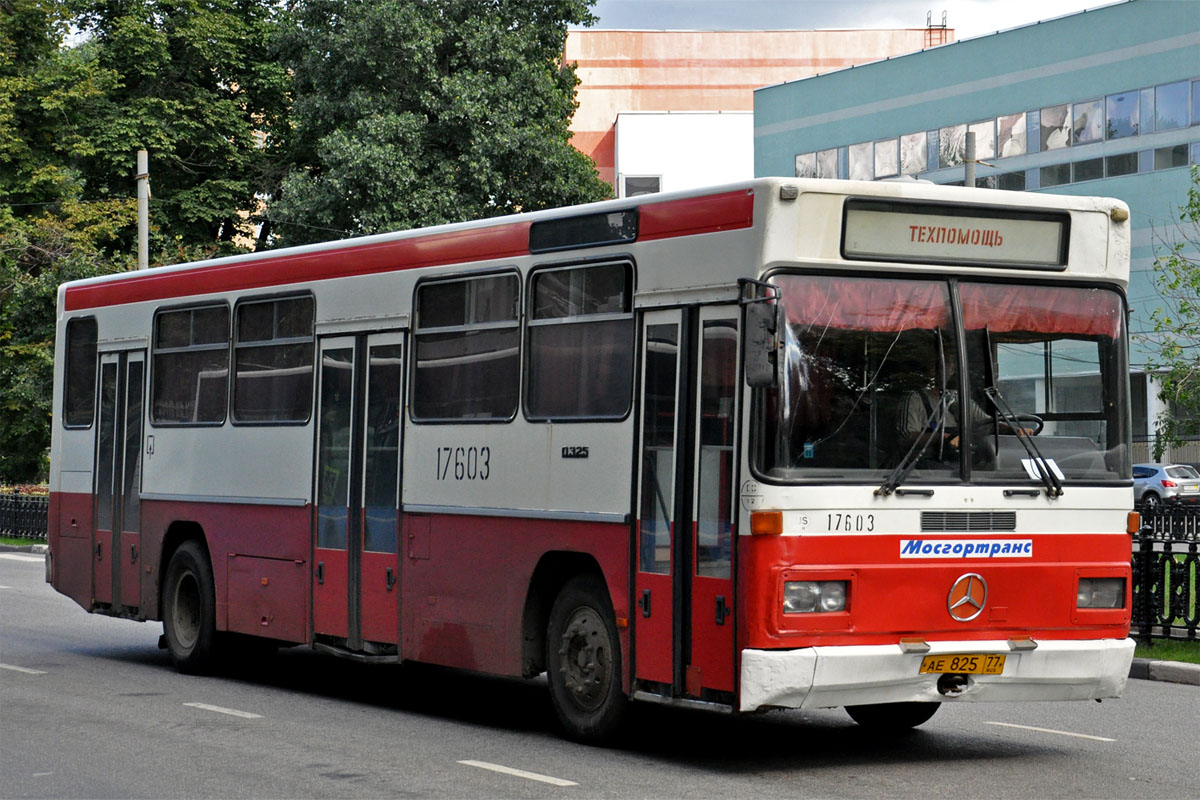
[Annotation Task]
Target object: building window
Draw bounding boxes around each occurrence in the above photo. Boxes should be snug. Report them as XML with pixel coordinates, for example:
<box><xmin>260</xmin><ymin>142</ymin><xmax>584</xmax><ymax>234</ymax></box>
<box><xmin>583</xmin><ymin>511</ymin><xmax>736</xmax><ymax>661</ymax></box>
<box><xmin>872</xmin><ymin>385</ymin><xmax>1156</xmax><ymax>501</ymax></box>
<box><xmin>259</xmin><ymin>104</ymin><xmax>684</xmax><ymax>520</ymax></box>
<box><xmin>1106</xmin><ymin>152</ymin><xmax>1138</xmax><ymax>177</ymax></box>
<box><xmin>938</xmin><ymin>123</ymin><xmax>966</xmax><ymax>168</ymax></box>
<box><xmin>412</xmin><ymin>273</ymin><xmax>519</xmax><ymax>421</ymax></box>
<box><xmin>1073</xmin><ymin>157</ymin><xmax>1104</xmax><ymax>183</ymax></box>
<box><xmin>1072</xmin><ymin>99</ymin><xmax>1103</xmax><ymax>145</ymax></box>
<box><xmin>64</xmin><ymin>317</ymin><xmax>97</xmax><ymax>428</ymax></box>
<box><xmin>795</xmin><ymin>152</ymin><xmax>815</xmax><ymax>178</ymax></box>
<box><xmin>900</xmin><ymin>132</ymin><xmax>926</xmax><ymax>174</ymax></box>
<box><xmin>233</xmin><ymin>295</ymin><xmax>314</xmax><ymax>423</ymax></box>
<box><xmin>1106</xmin><ymin>90</ymin><xmax>1139</xmax><ymax>139</ymax></box>
<box><xmin>152</xmin><ymin>304</ymin><xmax>229</xmax><ymax>424</ymax></box>
<box><xmin>1154</xmin><ymin>80</ymin><xmax>1189</xmax><ymax>131</ymax></box>
<box><xmin>874</xmin><ymin>138</ymin><xmax>899</xmax><ymax>178</ymax></box>
<box><xmin>1040</xmin><ymin>163</ymin><xmax>1071</xmax><ymax>187</ymax></box>
<box><xmin>997</xmin><ymin>171</ymin><xmax>1026</xmax><ymax>191</ymax></box>
<box><xmin>1026</xmin><ymin>109</ymin><xmax>1041</xmax><ymax>154</ymax></box>
<box><xmin>969</xmin><ymin>119</ymin><xmax>995</xmax><ymax>160</ymax></box>
<box><xmin>848</xmin><ymin>141</ymin><xmax>874</xmax><ymax>180</ymax></box>
<box><xmin>623</xmin><ymin>176</ymin><xmax>660</xmax><ymax>197</ymax></box>
<box><xmin>1041</xmin><ymin>104</ymin><xmax>1071</xmax><ymax>150</ymax></box>
<box><xmin>817</xmin><ymin>148</ymin><xmax>838</xmax><ymax>178</ymax></box>
<box><xmin>1193</xmin><ymin>80</ymin><xmax>1200</xmax><ymax>124</ymax></box>
<box><xmin>997</xmin><ymin>112</ymin><xmax>1026</xmax><ymax>157</ymax></box>
<box><xmin>1192</xmin><ymin>142</ymin><xmax>1200</xmax><ymax>164</ymax></box>
<box><xmin>526</xmin><ymin>261</ymin><xmax>634</xmax><ymax>420</ymax></box>
<box><xmin>1154</xmin><ymin>144</ymin><xmax>1189</xmax><ymax>171</ymax></box>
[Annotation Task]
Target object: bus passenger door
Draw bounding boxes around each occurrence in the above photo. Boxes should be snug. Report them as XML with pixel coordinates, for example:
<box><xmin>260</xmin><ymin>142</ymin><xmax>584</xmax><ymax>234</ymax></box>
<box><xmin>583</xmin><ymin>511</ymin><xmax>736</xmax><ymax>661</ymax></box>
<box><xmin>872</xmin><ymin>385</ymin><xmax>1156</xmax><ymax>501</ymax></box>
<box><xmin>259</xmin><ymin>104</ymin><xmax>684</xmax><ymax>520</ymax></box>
<box><xmin>92</xmin><ymin>350</ymin><xmax>145</xmax><ymax>612</ymax></box>
<box><xmin>634</xmin><ymin>310</ymin><xmax>683</xmax><ymax>688</ymax></box>
<box><xmin>314</xmin><ymin>334</ymin><xmax>403</xmax><ymax>652</ymax></box>
<box><xmin>687</xmin><ymin>307</ymin><xmax>739</xmax><ymax>697</ymax></box>
<box><xmin>634</xmin><ymin>307</ymin><xmax>740</xmax><ymax>700</ymax></box>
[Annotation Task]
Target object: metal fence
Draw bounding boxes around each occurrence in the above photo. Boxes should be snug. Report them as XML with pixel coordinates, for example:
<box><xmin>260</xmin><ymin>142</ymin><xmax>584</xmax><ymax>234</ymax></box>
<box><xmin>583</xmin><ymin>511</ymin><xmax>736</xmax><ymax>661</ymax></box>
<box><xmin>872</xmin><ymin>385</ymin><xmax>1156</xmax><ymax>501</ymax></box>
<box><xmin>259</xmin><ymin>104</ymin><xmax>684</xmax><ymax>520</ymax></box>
<box><xmin>0</xmin><ymin>493</ymin><xmax>48</xmax><ymax>541</ymax></box>
<box><xmin>1133</xmin><ymin>507</ymin><xmax>1200</xmax><ymax>642</ymax></box>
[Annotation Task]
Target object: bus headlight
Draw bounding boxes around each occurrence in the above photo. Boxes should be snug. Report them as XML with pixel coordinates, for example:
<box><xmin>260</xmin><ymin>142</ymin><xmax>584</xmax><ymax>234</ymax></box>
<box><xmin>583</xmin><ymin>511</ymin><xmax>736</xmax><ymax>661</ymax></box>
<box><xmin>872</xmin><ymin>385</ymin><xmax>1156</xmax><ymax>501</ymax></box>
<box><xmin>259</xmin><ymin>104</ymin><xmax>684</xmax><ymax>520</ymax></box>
<box><xmin>1077</xmin><ymin>578</ymin><xmax>1125</xmax><ymax>609</ymax></box>
<box><xmin>783</xmin><ymin>580</ymin><xmax>848</xmax><ymax>614</ymax></box>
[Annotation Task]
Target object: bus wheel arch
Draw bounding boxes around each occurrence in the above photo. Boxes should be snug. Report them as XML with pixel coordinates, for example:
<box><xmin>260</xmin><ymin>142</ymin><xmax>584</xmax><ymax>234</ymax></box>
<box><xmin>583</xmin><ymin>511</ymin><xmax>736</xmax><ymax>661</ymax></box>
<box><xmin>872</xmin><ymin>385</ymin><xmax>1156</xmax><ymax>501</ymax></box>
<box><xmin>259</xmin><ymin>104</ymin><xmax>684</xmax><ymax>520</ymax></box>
<box><xmin>521</xmin><ymin>552</ymin><xmax>608</xmax><ymax>678</ymax></box>
<box><xmin>160</xmin><ymin>528</ymin><xmax>219</xmax><ymax>674</ymax></box>
<box><xmin>545</xmin><ymin>572</ymin><xmax>628</xmax><ymax>742</ymax></box>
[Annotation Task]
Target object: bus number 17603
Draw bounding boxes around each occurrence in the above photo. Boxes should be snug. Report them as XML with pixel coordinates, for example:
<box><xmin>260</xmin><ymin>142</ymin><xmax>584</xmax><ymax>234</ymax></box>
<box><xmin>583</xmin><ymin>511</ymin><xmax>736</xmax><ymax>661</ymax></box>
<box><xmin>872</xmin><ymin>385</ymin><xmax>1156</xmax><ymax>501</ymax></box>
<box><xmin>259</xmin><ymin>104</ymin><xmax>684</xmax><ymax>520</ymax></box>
<box><xmin>436</xmin><ymin>446</ymin><xmax>491</xmax><ymax>481</ymax></box>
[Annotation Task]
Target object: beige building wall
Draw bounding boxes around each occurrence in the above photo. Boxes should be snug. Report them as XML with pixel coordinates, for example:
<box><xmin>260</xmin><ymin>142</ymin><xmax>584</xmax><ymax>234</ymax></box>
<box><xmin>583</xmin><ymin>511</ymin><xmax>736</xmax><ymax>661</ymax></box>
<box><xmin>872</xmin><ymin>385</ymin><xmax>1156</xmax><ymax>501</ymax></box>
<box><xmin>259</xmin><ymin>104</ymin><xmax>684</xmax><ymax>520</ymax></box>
<box><xmin>565</xmin><ymin>28</ymin><xmax>953</xmax><ymax>188</ymax></box>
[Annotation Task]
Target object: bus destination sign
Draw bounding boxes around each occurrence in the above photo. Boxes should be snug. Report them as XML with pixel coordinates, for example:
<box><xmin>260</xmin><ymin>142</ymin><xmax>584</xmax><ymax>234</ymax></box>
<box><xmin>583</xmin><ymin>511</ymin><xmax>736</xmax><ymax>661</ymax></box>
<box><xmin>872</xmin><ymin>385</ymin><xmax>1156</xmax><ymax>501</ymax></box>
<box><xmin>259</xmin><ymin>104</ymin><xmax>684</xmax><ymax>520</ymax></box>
<box><xmin>842</xmin><ymin>200</ymin><xmax>1068</xmax><ymax>269</ymax></box>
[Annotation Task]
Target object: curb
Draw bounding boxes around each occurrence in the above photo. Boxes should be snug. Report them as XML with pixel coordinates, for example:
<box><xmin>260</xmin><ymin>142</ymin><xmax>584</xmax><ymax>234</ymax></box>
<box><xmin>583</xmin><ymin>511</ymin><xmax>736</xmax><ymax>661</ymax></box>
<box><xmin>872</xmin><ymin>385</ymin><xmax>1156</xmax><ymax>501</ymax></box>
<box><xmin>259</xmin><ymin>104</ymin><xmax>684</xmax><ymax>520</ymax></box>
<box><xmin>1129</xmin><ymin>657</ymin><xmax>1200</xmax><ymax>687</ymax></box>
<box><xmin>0</xmin><ymin>543</ymin><xmax>48</xmax><ymax>554</ymax></box>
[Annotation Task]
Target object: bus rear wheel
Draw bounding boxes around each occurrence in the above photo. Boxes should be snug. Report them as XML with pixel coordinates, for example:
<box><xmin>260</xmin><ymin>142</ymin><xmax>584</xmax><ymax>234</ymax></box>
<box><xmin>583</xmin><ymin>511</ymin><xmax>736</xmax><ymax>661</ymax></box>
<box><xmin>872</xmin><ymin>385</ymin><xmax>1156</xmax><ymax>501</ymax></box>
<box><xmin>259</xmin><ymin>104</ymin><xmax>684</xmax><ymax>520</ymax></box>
<box><xmin>546</xmin><ymin>576</ymin><xmax>627</xmax><ymax>742</ymax></box>
<box><xmin>162</xmin><ymin>540</ymin><xmax>219</xmax><ymax>674</ymax></box>
<box><xmin>846</xmin><ymin>701</ymin><xmax>940</xmax><ymax>730</ymax></box>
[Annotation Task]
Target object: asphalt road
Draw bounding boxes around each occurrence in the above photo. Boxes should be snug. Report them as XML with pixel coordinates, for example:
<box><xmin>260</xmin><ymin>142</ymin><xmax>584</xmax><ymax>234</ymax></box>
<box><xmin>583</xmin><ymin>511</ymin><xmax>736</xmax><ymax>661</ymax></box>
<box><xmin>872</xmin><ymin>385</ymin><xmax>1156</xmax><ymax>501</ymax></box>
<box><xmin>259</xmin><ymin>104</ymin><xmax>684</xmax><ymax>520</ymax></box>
<box><xmin>2</xmin><ymin>552</ymin><xmax>1198</xmax><ymax>799</ymax></box>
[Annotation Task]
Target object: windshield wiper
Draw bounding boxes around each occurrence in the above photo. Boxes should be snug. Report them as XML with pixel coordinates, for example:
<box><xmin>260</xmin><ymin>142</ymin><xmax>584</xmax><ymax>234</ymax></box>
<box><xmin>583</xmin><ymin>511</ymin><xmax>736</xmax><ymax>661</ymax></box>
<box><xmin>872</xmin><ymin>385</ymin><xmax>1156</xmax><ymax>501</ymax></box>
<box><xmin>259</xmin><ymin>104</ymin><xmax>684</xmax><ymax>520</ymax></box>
<box><xmin>876</xmin><ymin>395</ymin><xmax>946</xmax><ymax>497</ymax></box>
<box><xmin>983</xmin><ymin>386</ymin><xmax>1063</xmax><ymax>498</ymax></box>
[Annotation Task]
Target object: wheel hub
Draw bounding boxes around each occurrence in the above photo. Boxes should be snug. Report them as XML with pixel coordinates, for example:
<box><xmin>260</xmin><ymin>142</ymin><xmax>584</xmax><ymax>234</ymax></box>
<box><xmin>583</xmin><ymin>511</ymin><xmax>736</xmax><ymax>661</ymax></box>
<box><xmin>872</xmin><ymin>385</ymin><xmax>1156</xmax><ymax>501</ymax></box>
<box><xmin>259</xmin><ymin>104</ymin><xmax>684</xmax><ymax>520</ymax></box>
<box><xmin>558</xmin><ymin>606</ymin><xmax>610</xmax><ymax>711</ymax></box>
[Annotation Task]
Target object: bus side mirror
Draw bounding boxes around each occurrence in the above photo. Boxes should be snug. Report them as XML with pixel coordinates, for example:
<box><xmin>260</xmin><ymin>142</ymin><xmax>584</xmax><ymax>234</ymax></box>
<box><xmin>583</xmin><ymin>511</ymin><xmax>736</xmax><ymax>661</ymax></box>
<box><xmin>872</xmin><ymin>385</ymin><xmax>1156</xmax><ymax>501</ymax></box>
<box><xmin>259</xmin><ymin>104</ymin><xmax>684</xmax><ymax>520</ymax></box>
<box><xmin>744</xmin><ymin>301</ymin><xmax>779</xmax><ymax>388</ymax></box>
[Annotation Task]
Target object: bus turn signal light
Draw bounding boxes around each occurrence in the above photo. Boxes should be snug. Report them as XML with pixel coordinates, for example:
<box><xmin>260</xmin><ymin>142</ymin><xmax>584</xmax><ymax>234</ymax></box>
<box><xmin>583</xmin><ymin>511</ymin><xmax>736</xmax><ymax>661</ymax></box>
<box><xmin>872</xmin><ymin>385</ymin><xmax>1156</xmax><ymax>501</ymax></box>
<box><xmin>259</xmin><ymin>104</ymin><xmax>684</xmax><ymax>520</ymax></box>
<box><xmin>1127</xmin><ymin>511</ymin><xmax>1141</xmax><ymax>534</ymax></box>
<box><xmin>750</xmin><ymin>510</ymin><xmax>784</xmax><ymax>535</ymax></box>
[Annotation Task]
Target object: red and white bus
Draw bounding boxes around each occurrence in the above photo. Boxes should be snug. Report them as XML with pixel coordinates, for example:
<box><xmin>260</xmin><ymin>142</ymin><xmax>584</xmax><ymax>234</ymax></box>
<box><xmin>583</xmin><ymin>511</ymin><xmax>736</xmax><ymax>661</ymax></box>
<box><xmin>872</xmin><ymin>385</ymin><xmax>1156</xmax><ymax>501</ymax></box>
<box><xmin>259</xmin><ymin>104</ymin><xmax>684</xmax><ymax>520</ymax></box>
<box><xmin>47</xmin><ymin>178</ymin><xmax>1136</xmax><ymax>740</ymax></box>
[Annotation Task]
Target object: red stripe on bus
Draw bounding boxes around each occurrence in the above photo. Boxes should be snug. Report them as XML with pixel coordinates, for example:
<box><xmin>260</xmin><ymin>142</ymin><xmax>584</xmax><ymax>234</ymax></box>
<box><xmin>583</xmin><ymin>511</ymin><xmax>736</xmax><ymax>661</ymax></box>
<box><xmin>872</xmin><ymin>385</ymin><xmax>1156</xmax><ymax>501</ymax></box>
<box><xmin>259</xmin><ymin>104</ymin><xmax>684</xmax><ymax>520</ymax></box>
<box><xmin>639</xmin><ymin>189</ymin><xmax>755</xmax><ymax>241</ymax></box>
<box><xmin>64</xmin><ymin>222</ymin><xmax>533</xmax><ymax>311</ymax></box>
<box><xmin>64</xmin><ymin>189</ymin><xmax>755</xmax><ymax>312</ymax></box>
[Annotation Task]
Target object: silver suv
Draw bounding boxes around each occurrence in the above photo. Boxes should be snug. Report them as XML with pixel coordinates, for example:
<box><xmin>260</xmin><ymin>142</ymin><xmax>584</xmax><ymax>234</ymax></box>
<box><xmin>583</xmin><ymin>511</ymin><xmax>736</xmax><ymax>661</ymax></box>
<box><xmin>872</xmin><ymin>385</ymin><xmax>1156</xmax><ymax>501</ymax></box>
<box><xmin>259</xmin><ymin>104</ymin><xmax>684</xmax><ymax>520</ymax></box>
<box><xmin>1133</xmin><ymin>463</ymin><xmax>1200</xmax><ymax>510</ymax></box>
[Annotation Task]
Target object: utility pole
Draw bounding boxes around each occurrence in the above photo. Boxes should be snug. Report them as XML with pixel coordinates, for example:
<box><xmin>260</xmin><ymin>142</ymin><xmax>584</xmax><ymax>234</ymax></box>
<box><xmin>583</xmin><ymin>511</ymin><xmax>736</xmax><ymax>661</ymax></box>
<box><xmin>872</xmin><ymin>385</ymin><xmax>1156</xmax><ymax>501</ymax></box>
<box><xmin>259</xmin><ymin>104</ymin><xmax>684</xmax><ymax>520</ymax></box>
<box><xmin>964</xmin><ymin>132</ymin><xmax>975</xmax><ymax>188</ymax></box>
<box><xmin>136</xmin><ymin>149</ymin><xmax>149</xmax><ymax>270</ymax></box>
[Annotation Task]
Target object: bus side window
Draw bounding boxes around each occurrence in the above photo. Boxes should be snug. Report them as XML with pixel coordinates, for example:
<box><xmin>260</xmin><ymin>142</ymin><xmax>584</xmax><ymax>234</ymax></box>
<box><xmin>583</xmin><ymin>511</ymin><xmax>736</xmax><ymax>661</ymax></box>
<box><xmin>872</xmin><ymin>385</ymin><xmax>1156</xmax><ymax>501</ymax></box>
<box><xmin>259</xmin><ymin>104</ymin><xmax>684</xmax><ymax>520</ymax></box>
<box><xmin>64</xmin><ymin>317</ymin><xmax>98</xmax><ymax>428</ymax></box>
<box><xmin>526</xmin><ymin>261</ymin><xmax>634</xmax><ymax>421</ymax></box>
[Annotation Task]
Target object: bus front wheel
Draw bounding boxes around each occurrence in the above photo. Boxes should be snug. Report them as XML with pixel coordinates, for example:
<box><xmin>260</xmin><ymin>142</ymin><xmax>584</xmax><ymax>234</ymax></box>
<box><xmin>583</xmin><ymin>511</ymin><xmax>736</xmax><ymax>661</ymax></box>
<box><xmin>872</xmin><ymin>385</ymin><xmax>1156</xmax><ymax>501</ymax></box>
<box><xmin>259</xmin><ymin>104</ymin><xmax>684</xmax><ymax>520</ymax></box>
<box><xmin>162</xmin><ymin>540</ymin><xmax>219</xmax><ymax>674</ymax></box>
<box><xmin>546</xmin><ymin>576</ymin><xmax>627</xmax><ymax>742</ymax></box>
<box><xmin>846</xmin><ymin>701</ymin><xmax>939</xmax><ymax>730</ymax></box>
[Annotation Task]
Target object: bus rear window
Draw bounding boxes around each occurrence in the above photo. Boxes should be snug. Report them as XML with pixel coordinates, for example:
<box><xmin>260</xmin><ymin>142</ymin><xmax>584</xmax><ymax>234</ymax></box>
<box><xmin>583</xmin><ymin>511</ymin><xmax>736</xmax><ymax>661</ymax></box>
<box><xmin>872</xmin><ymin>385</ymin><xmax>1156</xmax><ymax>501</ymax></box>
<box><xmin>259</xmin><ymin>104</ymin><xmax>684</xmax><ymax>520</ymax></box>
<box><xmin>64</xmin><ymin>317</ymin><xmax>97</xmax><ymax>427</ymax></box>
<box><xmin>233</xmin><ymin>296</ymin><xmax>314</xmax><ymax>423</ymax></box>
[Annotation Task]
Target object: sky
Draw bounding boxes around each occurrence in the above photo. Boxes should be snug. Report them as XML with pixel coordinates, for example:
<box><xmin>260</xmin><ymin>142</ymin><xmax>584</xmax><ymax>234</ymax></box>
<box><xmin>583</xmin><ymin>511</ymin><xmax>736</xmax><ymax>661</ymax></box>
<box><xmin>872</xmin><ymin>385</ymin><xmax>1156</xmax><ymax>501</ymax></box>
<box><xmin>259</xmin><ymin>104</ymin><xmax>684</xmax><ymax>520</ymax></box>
<box><xmin>590</xmin><ymin>0</ymin><xmax>1126</xmax><ymax>40</ymax></box>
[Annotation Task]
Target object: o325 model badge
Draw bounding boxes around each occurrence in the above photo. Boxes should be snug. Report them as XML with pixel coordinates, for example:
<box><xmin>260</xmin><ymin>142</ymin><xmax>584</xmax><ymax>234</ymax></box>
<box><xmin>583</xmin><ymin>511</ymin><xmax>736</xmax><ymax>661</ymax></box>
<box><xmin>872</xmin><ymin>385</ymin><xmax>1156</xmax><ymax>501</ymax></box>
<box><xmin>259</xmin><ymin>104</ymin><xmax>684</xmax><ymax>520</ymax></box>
<box><xmin>947</xmin><ymin>573</ymin><xmax>987</xmax><ymax>622</ymax></box>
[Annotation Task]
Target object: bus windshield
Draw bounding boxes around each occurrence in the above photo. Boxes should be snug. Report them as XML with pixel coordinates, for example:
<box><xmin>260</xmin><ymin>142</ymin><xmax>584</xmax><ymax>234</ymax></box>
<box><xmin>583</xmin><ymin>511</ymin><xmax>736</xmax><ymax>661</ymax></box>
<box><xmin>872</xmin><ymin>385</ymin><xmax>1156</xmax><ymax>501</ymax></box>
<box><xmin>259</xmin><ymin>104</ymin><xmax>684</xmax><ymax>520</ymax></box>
<box><xmin>755</xmin><ymin>274</ymin><xmax>1129</xmax><ymax>485</ymax></box>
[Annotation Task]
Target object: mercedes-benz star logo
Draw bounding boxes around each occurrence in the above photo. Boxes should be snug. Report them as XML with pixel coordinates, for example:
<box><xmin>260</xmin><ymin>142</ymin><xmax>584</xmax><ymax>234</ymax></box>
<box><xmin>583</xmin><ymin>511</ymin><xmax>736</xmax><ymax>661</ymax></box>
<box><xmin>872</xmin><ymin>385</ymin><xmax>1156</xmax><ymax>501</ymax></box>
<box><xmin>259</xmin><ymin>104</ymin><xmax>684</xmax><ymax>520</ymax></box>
<box><xmin>947</xmin><ymin>573</ymin><xmax>987</xmax><ymax>622</ymax></box>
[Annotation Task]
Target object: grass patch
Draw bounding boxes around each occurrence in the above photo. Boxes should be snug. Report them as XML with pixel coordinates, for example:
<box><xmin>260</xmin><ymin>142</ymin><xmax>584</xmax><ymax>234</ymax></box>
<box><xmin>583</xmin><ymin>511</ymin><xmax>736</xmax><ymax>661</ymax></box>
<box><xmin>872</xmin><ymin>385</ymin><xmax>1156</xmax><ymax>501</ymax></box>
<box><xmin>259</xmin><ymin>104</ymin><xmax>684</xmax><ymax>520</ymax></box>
<box><xmin>0</xmin><ymin>536</ymin><xmax>44</xmax><ymax>547</ymax></box>
<box><xmin>1135</xmin><ymin>638</ymin><xmax>1200</xmax><ymax>664</ymax></box>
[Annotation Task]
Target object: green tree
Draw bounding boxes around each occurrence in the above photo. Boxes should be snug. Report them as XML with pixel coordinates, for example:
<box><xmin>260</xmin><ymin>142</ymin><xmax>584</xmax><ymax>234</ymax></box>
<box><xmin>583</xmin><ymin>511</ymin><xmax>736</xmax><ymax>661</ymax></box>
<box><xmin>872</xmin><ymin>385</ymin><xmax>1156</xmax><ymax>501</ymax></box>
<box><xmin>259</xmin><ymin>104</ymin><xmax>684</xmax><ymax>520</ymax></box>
<box><xmin>268</xmin><ymin>0</ymin><xmax>610</xmax><ymax>246</ymax></box>
<box><xmin>1147</xmin><ymin>166</ymin><xmax>1200</xmax><ymax>459</ymax></box>
<box><xmin>68</xmin><ymin>0</ymin><xmax>289</xmax><ymax>250</ymax></box>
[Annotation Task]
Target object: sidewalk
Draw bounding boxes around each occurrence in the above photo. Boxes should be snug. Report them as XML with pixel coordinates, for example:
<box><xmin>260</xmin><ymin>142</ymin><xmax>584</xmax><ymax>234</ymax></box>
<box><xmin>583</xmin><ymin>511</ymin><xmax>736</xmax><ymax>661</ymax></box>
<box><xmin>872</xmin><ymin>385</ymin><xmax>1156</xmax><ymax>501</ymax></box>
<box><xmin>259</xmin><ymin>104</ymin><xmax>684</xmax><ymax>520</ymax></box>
<box><xmin>4</xmin><ymin>540</ymin><xmax>1198</xmax><ymax>686</ymax></box>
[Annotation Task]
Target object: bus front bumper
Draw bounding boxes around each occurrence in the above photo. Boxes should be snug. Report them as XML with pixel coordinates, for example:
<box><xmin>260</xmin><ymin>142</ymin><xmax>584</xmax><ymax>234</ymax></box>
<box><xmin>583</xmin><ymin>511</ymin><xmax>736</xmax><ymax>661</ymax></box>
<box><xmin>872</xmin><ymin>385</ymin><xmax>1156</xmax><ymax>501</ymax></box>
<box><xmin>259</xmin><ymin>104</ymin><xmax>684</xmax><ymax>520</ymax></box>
<box><xmin>739</xmin><ymin>638</ymin><xmax>1135</xmax><ymax>712</ymax></box>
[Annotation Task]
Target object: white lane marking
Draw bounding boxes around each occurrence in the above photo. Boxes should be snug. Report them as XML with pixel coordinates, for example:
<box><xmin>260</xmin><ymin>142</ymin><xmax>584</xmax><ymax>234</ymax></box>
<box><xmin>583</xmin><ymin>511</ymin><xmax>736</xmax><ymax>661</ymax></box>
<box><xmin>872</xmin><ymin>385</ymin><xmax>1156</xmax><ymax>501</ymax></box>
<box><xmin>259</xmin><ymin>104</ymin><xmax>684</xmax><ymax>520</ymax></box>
<box><xmin>458</xmin><ymin>760</ymin><xmax>578</xmax><ymax>787</ymax></box>
<box><xmin>0</xmin><ymin>663</ymin><xmax>47</xmax><ymax>675</ymax></box>
<box><xmin>0</xmin><ymin>585</ymin><xmax>11</xmax><ymax>589</ymax></box>
<box><xmin>183</xmin><ymin>702</ymin><xmax>262</xmax><ymax>719</ymax></box>
<box><xmin>985</xmin><ymin>721</ymin><xmax>1116</xmax><ymax>742</ymax></box>
<box><xmin>0</xmin><ymin>553</ymin><xmax>44</xmax><ymax>562</ymax></box>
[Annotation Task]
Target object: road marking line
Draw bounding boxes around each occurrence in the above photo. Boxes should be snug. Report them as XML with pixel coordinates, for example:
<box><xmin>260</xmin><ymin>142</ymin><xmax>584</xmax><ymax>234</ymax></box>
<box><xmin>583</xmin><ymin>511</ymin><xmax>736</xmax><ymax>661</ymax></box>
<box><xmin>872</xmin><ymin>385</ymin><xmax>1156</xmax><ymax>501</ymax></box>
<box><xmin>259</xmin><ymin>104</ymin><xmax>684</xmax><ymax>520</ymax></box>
<box><xmin>0</xmin><ymin>585</ymin><xmax>11</xmax><ymax>589</ymax></box>
<box><xmin>0</xmin><ymin>663</ymin><xmax>47</xmax><ymax>675</ymax></box>
<box><xmin>984</xmin><ymin>721</ymin><xmax>1115</xmax><ymax>742</ymax></box>
<box><xmin>0</xmin><ymin>553</ymin><xmax>44</xmax><ymax>562</ymax></box>
<box><xmin>183</xmin><ymin>702</ymin><xmax>262</xmax><ymax>719</ymax></box>
<box><xmin>458</xmin><ymin>760</ymin><xmax>578</xmax><ymax>787</ymax></box>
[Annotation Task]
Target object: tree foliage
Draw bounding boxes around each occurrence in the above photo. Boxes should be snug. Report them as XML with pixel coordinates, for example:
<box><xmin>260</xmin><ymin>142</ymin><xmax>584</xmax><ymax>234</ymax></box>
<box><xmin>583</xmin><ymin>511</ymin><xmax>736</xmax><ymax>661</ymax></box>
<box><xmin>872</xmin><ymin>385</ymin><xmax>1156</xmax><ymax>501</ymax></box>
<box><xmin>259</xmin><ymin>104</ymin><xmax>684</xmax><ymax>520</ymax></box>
<box><xmin>267</xmin><ymin>0</ymin><xmax>609</xmax><ymax>246</ymax></box>
<box><xmin>68</xmin><ymin>0</ymin><xmax>290</xmax><ymax>249</ymax></box>
<box><xmin>1</xmin><ymin>0</ymin><xmax>606</xmax><ymax>479</ymax></box>
<box><xmin>1147</xmin><ymin>166</ymin><xmax>1200</xmax><ymax>459</ymax></box>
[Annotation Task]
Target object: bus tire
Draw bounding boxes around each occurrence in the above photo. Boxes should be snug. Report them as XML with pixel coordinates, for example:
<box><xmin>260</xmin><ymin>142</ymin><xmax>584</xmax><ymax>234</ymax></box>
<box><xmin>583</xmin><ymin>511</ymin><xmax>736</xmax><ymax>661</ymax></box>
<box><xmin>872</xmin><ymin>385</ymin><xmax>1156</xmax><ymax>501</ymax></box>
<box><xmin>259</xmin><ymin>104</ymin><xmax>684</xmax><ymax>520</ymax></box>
<box><xmin>845</xmin><ymin>701</ymin><xmax>939</xmax><ymax>730</ymax></box>
<box><xmin>162</xmin><ymin>540</ymin><xmax>219</xmax><ymax>674</ymax></box>
<box><xmin>546</xmin><ymin>575</ymin><xmax>627</xmax><ymax>742</ymax></box>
